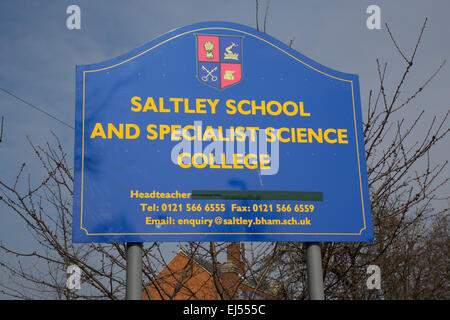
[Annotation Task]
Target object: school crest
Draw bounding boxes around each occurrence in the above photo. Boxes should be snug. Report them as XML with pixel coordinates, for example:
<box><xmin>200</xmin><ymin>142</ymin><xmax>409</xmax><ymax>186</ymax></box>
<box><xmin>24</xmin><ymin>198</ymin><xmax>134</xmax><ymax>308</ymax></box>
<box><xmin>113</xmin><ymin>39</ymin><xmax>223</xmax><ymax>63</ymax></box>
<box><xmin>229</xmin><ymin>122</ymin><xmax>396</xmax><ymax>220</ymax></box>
<box><xmin>196</xmin><ymin>35</ymin><xmax>242</xmax><ymax>89</ymax></box>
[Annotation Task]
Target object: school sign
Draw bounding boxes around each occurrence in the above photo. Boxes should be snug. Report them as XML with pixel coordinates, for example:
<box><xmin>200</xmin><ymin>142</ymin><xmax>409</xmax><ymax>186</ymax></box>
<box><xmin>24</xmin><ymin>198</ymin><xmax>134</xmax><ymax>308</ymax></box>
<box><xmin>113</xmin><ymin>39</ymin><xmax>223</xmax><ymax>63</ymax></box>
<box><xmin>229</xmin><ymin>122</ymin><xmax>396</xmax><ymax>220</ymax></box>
<box><xmin>73</xmin><ymin>22</ymin><xmax>373</xmax><ymax>243</ymax></box>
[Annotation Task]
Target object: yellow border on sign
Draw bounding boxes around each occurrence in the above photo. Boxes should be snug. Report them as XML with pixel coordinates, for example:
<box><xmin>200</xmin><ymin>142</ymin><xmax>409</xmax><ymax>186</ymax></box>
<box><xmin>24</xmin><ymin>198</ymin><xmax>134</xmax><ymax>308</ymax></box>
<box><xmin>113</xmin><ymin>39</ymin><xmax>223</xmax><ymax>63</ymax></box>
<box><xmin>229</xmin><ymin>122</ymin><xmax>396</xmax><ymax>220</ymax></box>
<box><xmin>80</xmin><ymin>27</ymin><xmax>367</xmax><ymax>237</ymax></box>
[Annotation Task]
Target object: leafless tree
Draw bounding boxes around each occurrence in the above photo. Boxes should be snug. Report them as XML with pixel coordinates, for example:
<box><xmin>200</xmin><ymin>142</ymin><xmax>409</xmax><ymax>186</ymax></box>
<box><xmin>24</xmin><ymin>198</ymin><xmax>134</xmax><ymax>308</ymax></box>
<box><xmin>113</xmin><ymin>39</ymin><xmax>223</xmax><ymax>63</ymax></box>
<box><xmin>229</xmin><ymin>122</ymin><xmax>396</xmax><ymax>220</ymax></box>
<box><xmin>263</xmin><ymin>18</ymin><xmax>449</xmax><ymax>300</ymax></box>
<box><xmin>0</xmin><ymin>137</ymin><xmax>269</xmax><ymax>299</ymax></box>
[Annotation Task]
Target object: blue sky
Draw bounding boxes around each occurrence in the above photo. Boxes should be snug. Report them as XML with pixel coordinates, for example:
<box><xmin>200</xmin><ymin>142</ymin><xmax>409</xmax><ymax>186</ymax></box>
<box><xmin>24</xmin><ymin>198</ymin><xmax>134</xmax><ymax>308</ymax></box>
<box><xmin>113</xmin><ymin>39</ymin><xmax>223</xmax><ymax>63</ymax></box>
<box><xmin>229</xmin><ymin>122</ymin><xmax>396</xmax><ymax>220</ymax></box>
<box><xmin>0</xmin><ymin>0</ymin><xmax>449</xmax><ymax>298</ymax></box>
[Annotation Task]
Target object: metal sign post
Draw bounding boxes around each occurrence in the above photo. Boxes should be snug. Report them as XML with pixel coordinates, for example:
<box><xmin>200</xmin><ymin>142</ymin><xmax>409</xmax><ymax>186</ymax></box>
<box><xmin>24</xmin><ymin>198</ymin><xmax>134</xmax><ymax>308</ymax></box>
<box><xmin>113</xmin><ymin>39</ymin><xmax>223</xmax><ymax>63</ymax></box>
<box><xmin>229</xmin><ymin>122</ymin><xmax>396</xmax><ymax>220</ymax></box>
<box><xmin>126</xmin><ymin>242</ymin><xmax>143</xmax><ymax>300</ymax></box>
<box><xmin>306</xmin><ymin>242</ymin><xmax>325</xmax><ymax>300</ymax></box>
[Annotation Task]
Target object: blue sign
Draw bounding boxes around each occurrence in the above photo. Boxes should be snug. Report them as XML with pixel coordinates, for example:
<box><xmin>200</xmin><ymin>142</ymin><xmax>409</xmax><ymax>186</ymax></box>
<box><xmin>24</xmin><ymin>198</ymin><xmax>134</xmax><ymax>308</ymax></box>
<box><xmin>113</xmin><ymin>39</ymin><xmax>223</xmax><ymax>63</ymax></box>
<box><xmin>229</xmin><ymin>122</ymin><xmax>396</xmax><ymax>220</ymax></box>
<box><xmin>73</xmin><ymin>22</ymin><xmax>373</xmax><ymax>243</ymax></box>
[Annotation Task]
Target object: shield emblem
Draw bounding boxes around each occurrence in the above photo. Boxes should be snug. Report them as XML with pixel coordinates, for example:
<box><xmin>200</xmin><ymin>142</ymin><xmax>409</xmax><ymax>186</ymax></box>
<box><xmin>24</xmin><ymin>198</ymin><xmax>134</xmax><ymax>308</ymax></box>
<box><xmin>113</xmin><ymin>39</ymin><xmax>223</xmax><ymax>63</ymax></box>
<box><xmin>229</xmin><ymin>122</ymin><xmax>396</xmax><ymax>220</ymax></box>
<box><xmin>196</xmin><ymin>35</ymin><xmax>242</xmax><ymax>89</ymax></box>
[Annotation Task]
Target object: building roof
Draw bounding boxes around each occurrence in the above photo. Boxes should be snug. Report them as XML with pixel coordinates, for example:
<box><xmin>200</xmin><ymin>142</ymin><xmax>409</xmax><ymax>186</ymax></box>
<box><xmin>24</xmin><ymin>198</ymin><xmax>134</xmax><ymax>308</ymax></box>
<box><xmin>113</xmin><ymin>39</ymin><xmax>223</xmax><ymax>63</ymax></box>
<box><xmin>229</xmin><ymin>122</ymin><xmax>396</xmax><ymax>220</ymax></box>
<box><xmin>178</xmin><ymin>248</ymin><xmax>274</xmax><ymax>296</ymax></box>
<box><xmin>178</xmin><ymin>249</ymin><xmax>222</xmax><ymax>277</ymax></box>
<box><xmin>143</xmin><ymin>244</ymin><xmax>276</xmax><ymax>300</ymax></box>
